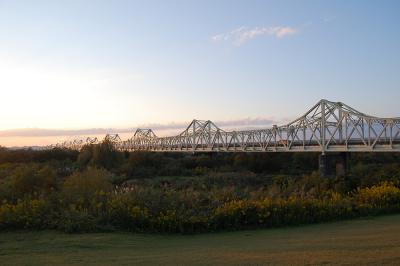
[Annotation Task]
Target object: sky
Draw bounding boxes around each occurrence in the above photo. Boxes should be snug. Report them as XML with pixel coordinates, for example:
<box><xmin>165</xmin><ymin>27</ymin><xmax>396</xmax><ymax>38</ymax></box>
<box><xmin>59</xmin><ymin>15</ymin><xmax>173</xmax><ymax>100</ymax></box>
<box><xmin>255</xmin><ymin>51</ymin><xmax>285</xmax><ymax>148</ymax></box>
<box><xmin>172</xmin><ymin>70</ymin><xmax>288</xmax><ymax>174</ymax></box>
<box><xmin>0</xmin><ymin>0</ymin><xmax>399</xmax><ymax>146</ymax></box>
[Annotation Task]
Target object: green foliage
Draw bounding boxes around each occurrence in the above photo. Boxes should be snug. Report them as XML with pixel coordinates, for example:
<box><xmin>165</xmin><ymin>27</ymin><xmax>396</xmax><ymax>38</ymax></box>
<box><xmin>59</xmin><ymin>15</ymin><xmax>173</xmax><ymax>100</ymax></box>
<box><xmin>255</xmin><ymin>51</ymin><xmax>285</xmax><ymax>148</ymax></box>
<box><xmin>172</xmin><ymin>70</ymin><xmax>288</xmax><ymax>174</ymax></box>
<box><xmin>1</xmin><ymin>178</ymin><xmax>400</xmax><ymax>233</ymax></box>
<box><xmin>77</xmin><ymin>140</ymin><xmax>123</xmax><ymax>170</ymax></box>
<box><xmin>58</xmin><ymin>209</ymin><xmax>98</xmax><ymax>233</ymax></box>
<box><xmin>0</xmin><ymin>164</ymin><xmax>60</xmax><ymax>202</ymax></box>
<box><xmin>0</xmin><ymin>148</ymin><xmax>77</xmax><ymax>164</ymax></box>
<box><xmin>1</xmin><ymin>147</ymin><xmax>400</xmax><ymax>233</ymax></box>
<box><xmin>0</xmin><ymin>199</ymin><xmax>51</xmax><ymax>229</ymax></box>
<box><xmin>62</xmin><ymin>168</ymin><xmax>112</xmax><ymax>206</ymax></box>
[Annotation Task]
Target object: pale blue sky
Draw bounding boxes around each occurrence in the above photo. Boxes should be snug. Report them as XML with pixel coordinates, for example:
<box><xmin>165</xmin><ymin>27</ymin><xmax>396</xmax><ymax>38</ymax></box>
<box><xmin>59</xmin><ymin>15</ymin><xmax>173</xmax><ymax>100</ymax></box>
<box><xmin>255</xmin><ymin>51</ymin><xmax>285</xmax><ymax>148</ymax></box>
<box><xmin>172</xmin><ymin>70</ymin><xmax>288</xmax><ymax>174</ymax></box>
<box><xmin>0</xmin><ymin>0</ymin><xmax>399</xmax><ymax>135</ymax></box>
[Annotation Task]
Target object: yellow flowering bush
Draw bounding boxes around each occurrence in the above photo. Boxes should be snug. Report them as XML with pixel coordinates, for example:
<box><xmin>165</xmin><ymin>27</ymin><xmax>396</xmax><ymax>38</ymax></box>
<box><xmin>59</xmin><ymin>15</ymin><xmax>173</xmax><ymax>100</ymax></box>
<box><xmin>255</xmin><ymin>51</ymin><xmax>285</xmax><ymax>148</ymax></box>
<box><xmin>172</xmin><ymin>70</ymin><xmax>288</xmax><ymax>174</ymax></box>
<box><xmin>354</xmin><ymin>182</ymin><xmax>400</xmax><ymax>214</ymax></box>
<box><xmin>0</xmin><ymin>179</ymin><xmax>400</xmax><ymax>233</ymax></box>
<box><xmin>0</xmin><ymin>199</ymin><xmax>49</xmax><ymax>229</ymax></box>
<box><xmin>356</xmin><ymin>182</ymin><xmax>400</xmax><ymax>206</ymax></box>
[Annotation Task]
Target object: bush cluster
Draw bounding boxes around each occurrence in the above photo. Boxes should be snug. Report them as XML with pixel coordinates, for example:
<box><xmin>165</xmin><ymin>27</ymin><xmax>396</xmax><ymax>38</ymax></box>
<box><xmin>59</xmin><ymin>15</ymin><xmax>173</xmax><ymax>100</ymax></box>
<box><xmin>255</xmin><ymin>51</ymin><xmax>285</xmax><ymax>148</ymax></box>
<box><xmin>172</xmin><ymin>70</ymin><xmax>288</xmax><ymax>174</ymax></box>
<box><xmin>1</xmin><ymin>144</ymin><xmax>400</xmax><ymax>233</ymax></box>
<box><xmin>1</xmin><ymin>173</ymin><xmax>399</xmax><ymax>233</ymax></box>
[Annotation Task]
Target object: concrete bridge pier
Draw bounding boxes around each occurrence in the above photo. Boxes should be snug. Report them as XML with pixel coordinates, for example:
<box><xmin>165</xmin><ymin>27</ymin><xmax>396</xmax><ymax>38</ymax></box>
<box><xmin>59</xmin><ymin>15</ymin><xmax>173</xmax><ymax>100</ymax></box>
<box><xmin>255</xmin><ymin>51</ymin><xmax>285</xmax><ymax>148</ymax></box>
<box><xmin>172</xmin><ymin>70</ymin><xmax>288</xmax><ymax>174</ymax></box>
<box><xmin>319</xmin><ymin>152</ymin><xmax>349</xmax><ymax>177</ymax></box>
<box><xmin>319</xmin><ymin>153</ymin><xmax>329</xmax><ymax>177</ymax></box>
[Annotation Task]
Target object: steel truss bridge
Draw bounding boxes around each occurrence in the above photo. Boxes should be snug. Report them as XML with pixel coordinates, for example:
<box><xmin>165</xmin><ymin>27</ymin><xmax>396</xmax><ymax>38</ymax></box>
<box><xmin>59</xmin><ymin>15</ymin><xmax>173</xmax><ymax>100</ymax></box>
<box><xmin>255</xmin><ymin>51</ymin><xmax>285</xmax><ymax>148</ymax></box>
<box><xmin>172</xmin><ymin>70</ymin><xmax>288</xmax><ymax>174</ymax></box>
<box><xmin>51</xmin><ymin>100</ymin><xmax>400</xmax><ymax>153</ymax></box>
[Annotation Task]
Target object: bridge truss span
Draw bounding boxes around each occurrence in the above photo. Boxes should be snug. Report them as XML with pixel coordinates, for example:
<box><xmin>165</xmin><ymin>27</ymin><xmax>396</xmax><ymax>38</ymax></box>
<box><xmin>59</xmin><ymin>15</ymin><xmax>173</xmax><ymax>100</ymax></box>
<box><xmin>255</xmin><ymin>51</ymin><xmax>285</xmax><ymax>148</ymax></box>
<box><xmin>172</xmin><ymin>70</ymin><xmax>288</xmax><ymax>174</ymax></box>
<box><xmin>53</xmin><ymin>100</ymin><xmax>400</xmax><ymax>153</ymax></box>
<box><xmin>129</xmin><ymin>100</ymin><xmax>400</xmax><ymax>153</ymax></box>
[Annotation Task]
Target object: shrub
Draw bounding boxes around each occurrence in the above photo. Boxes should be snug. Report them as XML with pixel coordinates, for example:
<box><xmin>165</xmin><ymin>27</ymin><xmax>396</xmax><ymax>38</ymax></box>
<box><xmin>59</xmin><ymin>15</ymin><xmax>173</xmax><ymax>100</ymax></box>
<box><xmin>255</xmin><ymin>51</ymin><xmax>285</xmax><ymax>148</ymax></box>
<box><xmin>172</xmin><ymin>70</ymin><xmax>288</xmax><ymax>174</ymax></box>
<box><xmin>77</xmin><ymin>140</ymin><xmax>123</xmax><ymax>170</ymax></box>
<box><xmin>58</xmin><ymin>209</ymin><xmax>98</xmax><ymax>233</ymax></box>
<box><xmin>0</xmin><ymin>199</ymin><xmax>50</xmax><ymax>229</ymax></box>
<box><xmin>1</xmin><ymin>164</ymin><xmax>400</xmax><ymax>234</ymax></box>
<box><xmin>355</xmin><ymin>182</ymin><xmax>400</xmax><ymax>213</ymax></box>
<box><xmin>10</xmin><ymin>165</ymin><xmax>57</xmax><ymax>199</ymax></box>
<box><xmin>62</xmin><ymin>168</ymin><xmax>112</xmax><ymax>206</ymax></box>
<box><xmin>106</xmin><ymin>194</ymin><xmax>150</xmax><ymax>231</ymax></box>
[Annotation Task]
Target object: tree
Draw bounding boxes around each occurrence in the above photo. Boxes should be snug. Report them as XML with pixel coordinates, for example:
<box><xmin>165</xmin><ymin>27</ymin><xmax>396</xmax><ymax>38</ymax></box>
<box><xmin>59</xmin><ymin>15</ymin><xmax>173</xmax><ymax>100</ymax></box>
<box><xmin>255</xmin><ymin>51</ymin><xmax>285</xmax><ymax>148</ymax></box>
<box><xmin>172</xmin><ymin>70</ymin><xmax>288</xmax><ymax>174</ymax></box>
<box><xmin>63</xmin><ymin>168</ymin><xmax>112</xmax><ymax>205</ymax></box>
<box><xmin>76</xmin><ymin>140</ymin><xmax>123</xmax><ymax>170</ymax></box>
<box><xmin>11</xmin><ymin>165</ymin><xmax>57</xmax><ymax>198</ymax></box>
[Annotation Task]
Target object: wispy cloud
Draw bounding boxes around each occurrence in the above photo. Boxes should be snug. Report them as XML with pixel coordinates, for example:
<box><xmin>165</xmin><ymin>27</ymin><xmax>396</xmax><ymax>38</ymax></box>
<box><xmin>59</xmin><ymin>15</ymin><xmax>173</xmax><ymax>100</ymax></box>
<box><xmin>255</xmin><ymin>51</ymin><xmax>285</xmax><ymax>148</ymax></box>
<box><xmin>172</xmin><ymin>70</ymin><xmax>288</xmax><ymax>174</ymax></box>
<box><xmin>0</xmin><ymin>128</ymin><xmax>129</xmax><ymax>137</ymax></box>
<box><xmin>211</xmin><ymin>26</ymin><xmax>297</xmax><ymax>46</ymax></box>
<box><xmin>0</xmin><ymin>118</ymin><xmax>278</xmax><ymax>138</ymax></box>
<box><xmin>139</xmin><ymin>117</ymin><xmax>277</xmax><ymax>131</ymax></box>
<box><xmin>322</xmin><ymin>15</ymin><xmax>336</xmax><ymax>23</ymax></box>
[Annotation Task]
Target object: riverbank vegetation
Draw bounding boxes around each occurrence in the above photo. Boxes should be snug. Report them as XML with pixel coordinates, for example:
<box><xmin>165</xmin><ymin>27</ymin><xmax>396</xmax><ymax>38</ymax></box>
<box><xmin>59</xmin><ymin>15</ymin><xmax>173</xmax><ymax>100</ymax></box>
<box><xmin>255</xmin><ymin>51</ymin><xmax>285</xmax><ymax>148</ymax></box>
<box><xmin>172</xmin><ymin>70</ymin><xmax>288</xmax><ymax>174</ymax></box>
<box><xmin>0</xmin><ymin>142</ymin><xmax>399</xmax><ymax>233</ymax></box>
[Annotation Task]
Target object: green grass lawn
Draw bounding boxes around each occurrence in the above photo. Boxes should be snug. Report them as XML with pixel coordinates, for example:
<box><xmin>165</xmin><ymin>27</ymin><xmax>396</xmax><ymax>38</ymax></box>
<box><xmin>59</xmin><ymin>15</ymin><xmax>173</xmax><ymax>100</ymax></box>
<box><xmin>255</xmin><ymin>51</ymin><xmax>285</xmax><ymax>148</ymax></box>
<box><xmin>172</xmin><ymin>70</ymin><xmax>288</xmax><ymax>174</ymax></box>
<box><xmin>1</xmin><ymin>215</ymin><xmax>400</xmax><ymax>266</ymax></box>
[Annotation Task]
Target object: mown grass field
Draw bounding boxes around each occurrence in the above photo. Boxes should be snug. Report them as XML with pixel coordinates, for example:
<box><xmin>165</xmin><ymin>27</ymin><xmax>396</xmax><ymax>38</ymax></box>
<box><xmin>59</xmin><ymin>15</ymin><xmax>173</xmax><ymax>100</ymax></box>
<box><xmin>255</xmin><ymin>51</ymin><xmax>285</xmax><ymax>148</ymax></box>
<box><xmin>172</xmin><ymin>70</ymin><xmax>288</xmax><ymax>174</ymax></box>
<box><xmin>1</xmin><ymin>215</ymin><xmax>400</xmax><ymax>266</ymax></box>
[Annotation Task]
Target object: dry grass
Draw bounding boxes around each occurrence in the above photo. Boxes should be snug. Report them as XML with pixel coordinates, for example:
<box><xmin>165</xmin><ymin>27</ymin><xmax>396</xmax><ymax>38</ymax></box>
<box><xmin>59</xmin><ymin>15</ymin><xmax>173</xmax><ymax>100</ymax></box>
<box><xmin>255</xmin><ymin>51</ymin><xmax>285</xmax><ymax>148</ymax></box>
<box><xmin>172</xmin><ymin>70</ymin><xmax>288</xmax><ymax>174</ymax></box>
<box><xmin>1</xmin><ymin>214</ymin><xmax>400</xmax><ymax>265</ymax></box>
